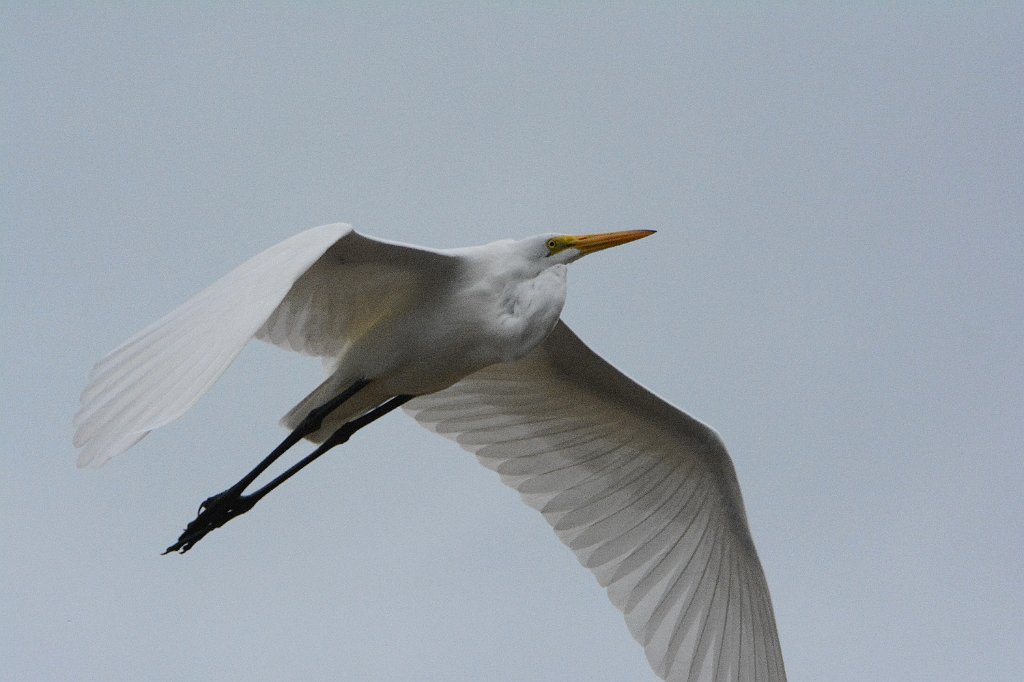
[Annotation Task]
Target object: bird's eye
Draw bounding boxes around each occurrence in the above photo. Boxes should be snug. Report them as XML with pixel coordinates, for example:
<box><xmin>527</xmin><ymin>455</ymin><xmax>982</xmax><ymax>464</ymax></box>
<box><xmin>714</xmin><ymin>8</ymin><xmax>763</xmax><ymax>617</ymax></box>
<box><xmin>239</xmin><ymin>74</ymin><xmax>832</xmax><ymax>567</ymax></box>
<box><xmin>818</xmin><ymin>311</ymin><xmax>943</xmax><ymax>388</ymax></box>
<box><xmin>547</xmin><ymin>239</ymin><xmax>558</xmax><ymax>249</ymax></box>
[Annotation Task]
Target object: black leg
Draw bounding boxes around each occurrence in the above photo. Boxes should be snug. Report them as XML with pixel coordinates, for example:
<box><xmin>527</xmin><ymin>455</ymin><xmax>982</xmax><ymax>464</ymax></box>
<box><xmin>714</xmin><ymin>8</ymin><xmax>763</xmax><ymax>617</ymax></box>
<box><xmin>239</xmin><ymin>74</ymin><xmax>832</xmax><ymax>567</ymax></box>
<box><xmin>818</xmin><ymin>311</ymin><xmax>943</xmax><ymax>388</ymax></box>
<box><xmin>231</xmin><ymin>394</ymin><xmax>414</xmax><ymax>506</ymax></box>
<box><xmin>163</xmin><ymin>381</ymin><xmax>405</xmax><ymax>555</ymax></box>
<box><xmin>219</xmin><ymin>378</ymin><xmax>372</xmax><ymax>496</ymax></box>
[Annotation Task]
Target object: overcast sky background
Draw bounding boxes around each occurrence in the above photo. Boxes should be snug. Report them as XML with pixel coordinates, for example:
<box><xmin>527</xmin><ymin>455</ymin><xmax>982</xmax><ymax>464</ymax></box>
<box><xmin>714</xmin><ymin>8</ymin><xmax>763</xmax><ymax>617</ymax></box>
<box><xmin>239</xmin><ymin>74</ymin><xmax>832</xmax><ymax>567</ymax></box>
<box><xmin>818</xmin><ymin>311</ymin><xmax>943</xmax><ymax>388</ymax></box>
<box><xmin>3</xmin><ymin>4</ymin><xmax>1022</xmax><ymax>681</ymax></box>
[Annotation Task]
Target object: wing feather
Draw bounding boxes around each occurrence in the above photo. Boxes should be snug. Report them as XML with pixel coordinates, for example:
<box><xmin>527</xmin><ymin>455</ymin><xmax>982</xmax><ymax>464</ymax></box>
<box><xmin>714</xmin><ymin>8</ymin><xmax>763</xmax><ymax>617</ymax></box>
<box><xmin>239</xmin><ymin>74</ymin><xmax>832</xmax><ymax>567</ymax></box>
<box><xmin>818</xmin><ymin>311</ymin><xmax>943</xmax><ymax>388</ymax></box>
<box><xmin>254</xmin><ymin>230</ymin><xmax>457</xmax><ymax>357</ymax></box>
<box><xmin>74</xmin><ymin>223</ymin><xmax>458</xmax><ymax>466</ymax></box>
<box><xmin>73</xmin><ymin>224</ymin><xmax>350</xmax><ymax>465</ymax></box>
<box><xmin>406</xmin><ymin>320</ymin><xmax>785</xmax><ymax>681</ymax></box>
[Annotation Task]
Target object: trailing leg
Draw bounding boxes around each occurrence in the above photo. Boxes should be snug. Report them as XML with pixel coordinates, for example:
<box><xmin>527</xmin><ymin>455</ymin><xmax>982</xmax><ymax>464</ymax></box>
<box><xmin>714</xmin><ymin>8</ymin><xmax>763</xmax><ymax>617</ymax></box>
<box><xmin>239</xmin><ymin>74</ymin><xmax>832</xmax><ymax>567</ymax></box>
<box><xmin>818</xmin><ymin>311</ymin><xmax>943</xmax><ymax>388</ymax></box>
<box><xmin>163</xmin><ymin>380</ymin><xmax>392</xmax><ymax>554</ymax></box>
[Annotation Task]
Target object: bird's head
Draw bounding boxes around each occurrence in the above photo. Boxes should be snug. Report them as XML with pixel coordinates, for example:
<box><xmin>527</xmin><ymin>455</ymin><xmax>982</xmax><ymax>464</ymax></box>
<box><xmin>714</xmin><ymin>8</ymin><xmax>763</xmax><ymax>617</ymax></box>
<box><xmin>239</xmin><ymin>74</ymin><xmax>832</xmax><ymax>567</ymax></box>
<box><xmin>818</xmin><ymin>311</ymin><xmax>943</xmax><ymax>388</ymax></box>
<box><xmin>535</xmin><ymin>229</ymin><xmax>657</xmax><ymax>265</ymax></box>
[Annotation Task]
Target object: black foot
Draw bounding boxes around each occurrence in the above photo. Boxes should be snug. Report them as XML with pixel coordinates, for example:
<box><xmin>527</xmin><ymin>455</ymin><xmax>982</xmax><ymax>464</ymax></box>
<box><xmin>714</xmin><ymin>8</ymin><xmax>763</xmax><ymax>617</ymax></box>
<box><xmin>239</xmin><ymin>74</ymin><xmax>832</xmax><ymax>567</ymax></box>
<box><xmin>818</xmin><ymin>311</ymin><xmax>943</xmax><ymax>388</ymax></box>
<box><xmin>163</xmin><ymin>488</ymin><xmax>257</xmax><ymax>554</ymax></box>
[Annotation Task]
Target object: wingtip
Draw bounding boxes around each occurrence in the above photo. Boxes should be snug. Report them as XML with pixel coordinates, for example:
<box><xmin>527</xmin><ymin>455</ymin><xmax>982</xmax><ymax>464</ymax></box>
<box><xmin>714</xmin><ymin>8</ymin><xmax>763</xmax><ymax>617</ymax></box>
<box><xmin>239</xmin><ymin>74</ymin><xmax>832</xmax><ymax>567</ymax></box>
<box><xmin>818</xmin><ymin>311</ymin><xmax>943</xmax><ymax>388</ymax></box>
<box><xmin>75</xmin><ymin>445</ymin><xmax>101</xmax><ymax>468</ymax></box>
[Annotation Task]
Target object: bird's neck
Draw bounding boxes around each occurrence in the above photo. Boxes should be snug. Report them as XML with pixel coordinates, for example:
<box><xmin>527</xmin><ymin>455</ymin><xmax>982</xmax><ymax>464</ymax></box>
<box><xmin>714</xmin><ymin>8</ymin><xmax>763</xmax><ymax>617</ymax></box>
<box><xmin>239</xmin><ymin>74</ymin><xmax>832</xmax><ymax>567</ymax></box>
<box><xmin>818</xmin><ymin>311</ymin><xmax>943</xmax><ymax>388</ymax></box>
<box><xmin>490</xmin><ymin>265</ymin><xmax>567</xmax><ymax>362</ymax></box>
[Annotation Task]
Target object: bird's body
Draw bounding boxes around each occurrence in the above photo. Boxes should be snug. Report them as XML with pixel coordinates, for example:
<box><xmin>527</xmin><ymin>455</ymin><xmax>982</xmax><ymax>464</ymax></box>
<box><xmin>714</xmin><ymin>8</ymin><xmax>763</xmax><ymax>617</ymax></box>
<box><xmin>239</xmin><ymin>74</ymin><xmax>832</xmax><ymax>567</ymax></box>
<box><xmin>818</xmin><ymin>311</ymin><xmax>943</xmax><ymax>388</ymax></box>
<box><xmin>259</xmin><ymin>232</ymin><xmax>570</xmax><ymax>440</ymax></box>
<box><xmin>74</xmin><ymin>224</ymin><xmax>786</xmax><ymax>681</ymax></box>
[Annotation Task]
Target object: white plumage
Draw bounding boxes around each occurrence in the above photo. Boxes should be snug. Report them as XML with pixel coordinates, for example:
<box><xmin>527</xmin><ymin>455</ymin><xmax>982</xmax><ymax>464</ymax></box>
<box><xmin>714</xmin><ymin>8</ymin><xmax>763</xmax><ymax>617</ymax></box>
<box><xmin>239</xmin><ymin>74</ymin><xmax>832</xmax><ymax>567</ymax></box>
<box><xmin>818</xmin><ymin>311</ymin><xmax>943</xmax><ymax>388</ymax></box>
<box><xmin>74</xmin><ymin>223</ymin><xmax>785</xmax><ymax>681</ymax></box>
<box><xmin>75</xmin><ymin>224</ymin><xmax>351</xmax><ymax>465</ymax></box>
<box><xmin>408</xmin><ymin>322</ymin><xmax>785</xmax><ymax>681</ymax></box>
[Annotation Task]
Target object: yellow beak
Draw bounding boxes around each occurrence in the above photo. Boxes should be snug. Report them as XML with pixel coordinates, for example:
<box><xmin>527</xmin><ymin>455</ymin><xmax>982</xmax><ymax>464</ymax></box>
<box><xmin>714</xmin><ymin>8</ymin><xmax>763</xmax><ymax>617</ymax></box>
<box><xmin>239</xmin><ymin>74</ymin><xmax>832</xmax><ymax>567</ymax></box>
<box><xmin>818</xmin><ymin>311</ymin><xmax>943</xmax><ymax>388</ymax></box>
<box><xmin>568</xmin><ymin>229</ymin><xmax>656</xmax><ymax>256</ymax></box>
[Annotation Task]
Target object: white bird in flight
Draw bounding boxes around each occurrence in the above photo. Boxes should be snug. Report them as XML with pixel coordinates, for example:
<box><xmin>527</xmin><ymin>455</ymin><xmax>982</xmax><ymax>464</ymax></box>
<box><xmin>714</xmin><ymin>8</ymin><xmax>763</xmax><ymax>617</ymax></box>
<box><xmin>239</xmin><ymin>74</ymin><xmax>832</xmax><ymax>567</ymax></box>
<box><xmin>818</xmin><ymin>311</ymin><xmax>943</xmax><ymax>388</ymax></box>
<box><xmin>74</xmin><ymin>224</ymin><xmax>785</xmax><ymax>681</ymax></box>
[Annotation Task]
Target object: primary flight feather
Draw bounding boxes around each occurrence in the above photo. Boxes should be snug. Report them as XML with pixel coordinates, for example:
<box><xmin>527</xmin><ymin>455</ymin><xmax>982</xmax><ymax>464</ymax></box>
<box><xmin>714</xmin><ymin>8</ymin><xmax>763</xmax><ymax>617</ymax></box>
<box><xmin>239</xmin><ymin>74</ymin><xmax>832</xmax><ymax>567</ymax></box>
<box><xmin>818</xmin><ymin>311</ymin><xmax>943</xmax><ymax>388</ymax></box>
<box><xmin>74</xmin><ymin>223</ymin><xmax>785</xmax><ymax>681</ymax></box>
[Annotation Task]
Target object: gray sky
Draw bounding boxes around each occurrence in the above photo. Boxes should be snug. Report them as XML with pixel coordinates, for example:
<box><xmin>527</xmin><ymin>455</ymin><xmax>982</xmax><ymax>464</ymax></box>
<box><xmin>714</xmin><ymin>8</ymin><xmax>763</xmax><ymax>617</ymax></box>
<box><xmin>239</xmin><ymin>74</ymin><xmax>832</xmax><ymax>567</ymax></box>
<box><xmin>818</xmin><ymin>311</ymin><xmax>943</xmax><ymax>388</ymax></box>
<box><xmin>3</xmin><ymin>4</ymin><xmax>1021</xmax><ymax>680</ymax></box>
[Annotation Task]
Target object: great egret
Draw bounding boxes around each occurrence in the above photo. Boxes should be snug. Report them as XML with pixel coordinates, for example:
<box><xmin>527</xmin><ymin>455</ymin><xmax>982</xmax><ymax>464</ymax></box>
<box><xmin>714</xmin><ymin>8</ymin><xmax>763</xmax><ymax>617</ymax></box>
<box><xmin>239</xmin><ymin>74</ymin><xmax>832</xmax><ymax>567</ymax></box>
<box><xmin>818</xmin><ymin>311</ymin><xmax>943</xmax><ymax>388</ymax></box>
<box><xmin>74</xmin><ymin>224</ymin><xmax>785</xmax><ymax>681</ymax></box>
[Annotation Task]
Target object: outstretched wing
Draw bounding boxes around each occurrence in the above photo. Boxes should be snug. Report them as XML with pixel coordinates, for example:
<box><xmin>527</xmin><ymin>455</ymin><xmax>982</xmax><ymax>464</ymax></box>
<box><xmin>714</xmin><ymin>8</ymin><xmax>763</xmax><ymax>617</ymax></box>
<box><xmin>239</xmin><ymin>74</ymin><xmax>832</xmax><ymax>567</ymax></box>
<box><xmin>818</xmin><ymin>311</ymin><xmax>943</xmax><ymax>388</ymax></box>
<box><xmin>73</xmin><ymin>223</ymin><xmax>456</xmax><ymax>467</ymax></box>
<box><xmin>406</xmin><ymin>321</ymin><xmax>785</xmax><ymax>682</ymax></box>
<box><xmin>255</xmin><ymin>229</ymin><xmax>456</xmax><ymax>358</ymax></box>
